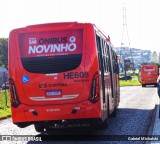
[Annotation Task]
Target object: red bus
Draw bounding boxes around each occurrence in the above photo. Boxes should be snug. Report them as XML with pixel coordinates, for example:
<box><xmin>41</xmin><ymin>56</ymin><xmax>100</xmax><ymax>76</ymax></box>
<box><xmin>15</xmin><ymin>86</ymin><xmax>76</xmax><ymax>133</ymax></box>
<box><xmin>8</xmin><ymin>22</ymin><xmax>120</xmax><ymax>132</ymax></box>
<box><xmin>139</xmin><ymin>64</ymin><xmax>159</xmax><ymax>87</ymax></box>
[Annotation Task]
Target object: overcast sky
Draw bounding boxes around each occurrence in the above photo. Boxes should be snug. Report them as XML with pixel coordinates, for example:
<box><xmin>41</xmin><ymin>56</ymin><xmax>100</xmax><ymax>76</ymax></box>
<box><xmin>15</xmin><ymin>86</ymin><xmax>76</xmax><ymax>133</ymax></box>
<box><xmin>1</xmin><ymin>0</ymin><xmax>160</xmax><ymax>52</ymax></box>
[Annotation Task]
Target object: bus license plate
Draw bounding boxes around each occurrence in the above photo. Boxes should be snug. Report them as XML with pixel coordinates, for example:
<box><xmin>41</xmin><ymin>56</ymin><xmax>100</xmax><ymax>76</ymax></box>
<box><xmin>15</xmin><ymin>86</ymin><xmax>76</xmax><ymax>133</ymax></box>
<box><xmin>46</xmin><ymin>90</ymin><xmax>61</xmax><ymax>96</ymax></box>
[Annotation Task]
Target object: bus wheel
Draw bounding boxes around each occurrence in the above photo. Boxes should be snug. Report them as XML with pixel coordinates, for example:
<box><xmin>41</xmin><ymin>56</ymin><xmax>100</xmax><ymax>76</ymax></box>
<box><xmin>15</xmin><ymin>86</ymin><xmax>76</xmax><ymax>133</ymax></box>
<box><xmin>142</xmin><ymin>84</ymin><xmax>146</xmax><ymax>87</ymax></box>
<box><xmin>99</xmin><ymin>118</ymin><xmax>108</xmax><ymax>129</ymax></box>
<box><xmin>154</xmin><ymin>83</ymin><xmax>157</xmax><ymax>87</ymax></box>
<box><xmin>110</xmin><ymin>108</ymin><xmax>117</xmax><ymax>117</ymax></box>
<box><xmin>34</xmin><ymin>123</ymin><xmax>44</xmax><ymax>132</ymax></box>
<box><xmin>16</xmin><ymin>122</ymin><xmax>31</xmax><ymax>128</ymax></box>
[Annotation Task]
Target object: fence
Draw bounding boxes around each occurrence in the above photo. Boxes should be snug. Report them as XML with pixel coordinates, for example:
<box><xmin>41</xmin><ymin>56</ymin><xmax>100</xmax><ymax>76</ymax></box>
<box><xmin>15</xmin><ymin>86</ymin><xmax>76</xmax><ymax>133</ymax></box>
<box><xmin>0</xmin><ymin>73</ymin><xmax>10</xmax><ymax>117</ymax></box>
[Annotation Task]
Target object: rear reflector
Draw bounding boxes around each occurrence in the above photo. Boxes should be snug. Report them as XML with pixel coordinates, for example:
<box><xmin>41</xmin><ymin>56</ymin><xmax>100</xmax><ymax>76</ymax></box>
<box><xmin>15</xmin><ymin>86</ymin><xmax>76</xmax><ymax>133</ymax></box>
<box><xmin>89</xmin><ymin>72</ymin><xmax>100</xmax><ymax>103</ymax></box>
<box><xmin>9</xmin><ymin>78</ymin><xmax>20</xmax><ymax>108</ymax></box>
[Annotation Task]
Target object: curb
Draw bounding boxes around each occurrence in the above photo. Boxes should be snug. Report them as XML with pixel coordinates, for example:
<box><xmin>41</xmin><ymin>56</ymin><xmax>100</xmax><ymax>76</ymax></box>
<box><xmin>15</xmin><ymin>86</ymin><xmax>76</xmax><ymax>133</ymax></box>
<box><xmin>147</xmin><ymin>105</ymin><xmax>158</xmax><ymax>135</ymax></box>
<box><xmin>145</xmin><ymin>104</ymin><xmax>159</xmax><ymax>144</ymax></box>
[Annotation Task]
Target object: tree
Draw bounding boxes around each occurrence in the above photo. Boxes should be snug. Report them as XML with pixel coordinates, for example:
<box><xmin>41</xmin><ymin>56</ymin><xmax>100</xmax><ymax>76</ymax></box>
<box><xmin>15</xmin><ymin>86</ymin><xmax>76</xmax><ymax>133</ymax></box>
<box><xmin>124</xmin><ymin>59</ymin><xmax>131</xmax><ymax>70</ymax></box>
<box><xmin>151</xmin><ymin>51</ymin><xmax>158</xmax><ymax>63</ymax></box>
<box><xmin>0</xmin><ymin>38</ymin><xmax>8</xmax><ymax>68</ymax></box>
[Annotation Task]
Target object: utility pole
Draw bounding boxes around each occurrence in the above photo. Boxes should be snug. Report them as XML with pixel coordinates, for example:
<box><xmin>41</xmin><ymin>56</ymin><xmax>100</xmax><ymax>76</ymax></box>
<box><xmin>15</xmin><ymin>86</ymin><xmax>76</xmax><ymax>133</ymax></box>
<box><xmin>120</xmin><ymin>2</ymin><xmax>134</xmax><ymax>79</ymax></box>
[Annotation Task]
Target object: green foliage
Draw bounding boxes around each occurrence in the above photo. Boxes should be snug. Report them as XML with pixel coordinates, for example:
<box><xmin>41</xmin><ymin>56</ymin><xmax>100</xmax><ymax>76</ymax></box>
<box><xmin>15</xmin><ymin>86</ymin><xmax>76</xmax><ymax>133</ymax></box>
<box><xmin>0</xmin><ymin>38</ymin><xmax>8</xmax><ymax>68</ymax></box>
<box><xmin>151</xmin><ymin>51</ymin><xmax>158</xmax><ymax>63</ymax></box>
<box><xmin>0</xmin><ymin>91</ymin><xmax>11</xmax><ymax>118</ymax></box>
<box><xmin>120</xmin><ymin>76</ymin><xmax>141</xmax><ymax>86</ymax></box>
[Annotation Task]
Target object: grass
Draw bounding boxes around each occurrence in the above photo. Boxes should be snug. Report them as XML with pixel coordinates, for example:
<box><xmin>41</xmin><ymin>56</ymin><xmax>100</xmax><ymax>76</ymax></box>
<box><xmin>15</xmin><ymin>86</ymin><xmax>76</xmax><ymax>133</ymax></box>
<box><xmin>0</xmin><ymin>91</ymin><xmax>11</xmax><ymax>118</ymax></box>
<box><xmin>120</xmin><ymin>76</ymin><xmax>141</xmax><ymax>86</ymax></box>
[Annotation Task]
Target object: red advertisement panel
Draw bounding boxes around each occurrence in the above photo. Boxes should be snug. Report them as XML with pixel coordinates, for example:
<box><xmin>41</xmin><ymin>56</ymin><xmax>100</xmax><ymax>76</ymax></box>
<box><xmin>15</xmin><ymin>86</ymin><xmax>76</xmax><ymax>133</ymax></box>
<box><xmin>18</xmin><ymin>29</ymin><xmax>83</xmax><ymax>58</ymax></box>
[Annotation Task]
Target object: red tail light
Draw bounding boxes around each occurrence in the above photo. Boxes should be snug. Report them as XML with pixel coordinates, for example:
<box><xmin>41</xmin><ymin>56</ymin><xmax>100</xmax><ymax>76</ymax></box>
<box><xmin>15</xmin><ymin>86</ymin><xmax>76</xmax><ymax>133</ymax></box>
<box><xmin>89</xmin><ymin>72</ymin><xmax>100</xmax><ymax>103</ymax></box>
<box><xmin>9</xmin><ymin>78</ymin><xmax>20</xmax><ymax>108</ymax></box>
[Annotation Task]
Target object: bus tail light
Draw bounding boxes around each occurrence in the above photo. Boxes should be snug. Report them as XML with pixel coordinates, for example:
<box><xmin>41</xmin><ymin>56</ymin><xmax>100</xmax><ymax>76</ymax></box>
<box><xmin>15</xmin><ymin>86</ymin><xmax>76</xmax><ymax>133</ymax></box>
<box><xmin>9</xmin><ymin>78</ymin><xmax>20</xmax><ymax>108</ymax></box>
<box><xmin>89</xmin><ymin>72</ymin><xmax>100</xmax><ymax>103</ymax></box>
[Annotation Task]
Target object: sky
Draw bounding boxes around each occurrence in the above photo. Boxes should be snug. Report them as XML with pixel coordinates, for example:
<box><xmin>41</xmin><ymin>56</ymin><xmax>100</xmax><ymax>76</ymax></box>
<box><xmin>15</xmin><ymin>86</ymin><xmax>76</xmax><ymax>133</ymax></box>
<box><xmin>1</xmin><ymin>0</ymin><xmax>160</xmax><ymax>52</ymax></box>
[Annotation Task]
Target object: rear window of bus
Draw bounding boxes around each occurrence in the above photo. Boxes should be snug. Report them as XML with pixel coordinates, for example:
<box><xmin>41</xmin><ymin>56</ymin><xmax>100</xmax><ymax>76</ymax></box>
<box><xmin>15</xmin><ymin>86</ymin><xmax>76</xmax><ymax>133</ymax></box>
<box><xmin>18</xmin><ymin>29</ymin><xmax>83</xmax><ymax>74</ymax></box>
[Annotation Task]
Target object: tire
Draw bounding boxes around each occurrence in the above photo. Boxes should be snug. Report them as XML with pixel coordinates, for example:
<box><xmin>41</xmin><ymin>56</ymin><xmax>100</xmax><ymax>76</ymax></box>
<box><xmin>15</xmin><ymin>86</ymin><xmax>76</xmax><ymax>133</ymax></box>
<box><xmin>154</xmin><ymin>83</ymin><xmax>157</xmax><ymax>87</ymax></box>
<box><xmin>158</xmin><ymin>88</ymin><xmax>160</xmax><ymax>97</ymax></box>
<box><xmin>16</xmin><ymin>122</ymin><xmax>31</xmax><ymax>128</ymax></box>
<box><xmin>110</xmin><ymin>97</ymin><xmax>117</xmax><ymax>117</ymax></box>
<box><xmin>98</xmin><ymin>96</ymin><xmax>109</xmax><ymax>129</ymax></box>
<box><xmin>34</xmin><ymin>123</ymin><xmax>44</xmax><ymax>132</ymax></box>
<box><xmin>142</xmin><ymin>84</ymin><xmax>146</xmax><ymax>87</ymax></box>
<box><xmin>98</xmin><ymin>118</ymin><xmax>108</xmax><ymax>129</ymax></box>
<box><xmin>110</xmin><ymin>108</ymin><xmax>117</xmax><ymax>117</ymax></box>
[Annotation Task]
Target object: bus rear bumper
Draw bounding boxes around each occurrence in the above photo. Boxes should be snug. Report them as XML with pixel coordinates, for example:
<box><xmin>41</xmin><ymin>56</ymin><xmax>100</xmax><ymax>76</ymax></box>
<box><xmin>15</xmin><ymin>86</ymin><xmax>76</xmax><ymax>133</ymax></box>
<box><xmin>11</xmin><ymin>100</ymin><xmax>102</xmax><ymax>124</ymax></box>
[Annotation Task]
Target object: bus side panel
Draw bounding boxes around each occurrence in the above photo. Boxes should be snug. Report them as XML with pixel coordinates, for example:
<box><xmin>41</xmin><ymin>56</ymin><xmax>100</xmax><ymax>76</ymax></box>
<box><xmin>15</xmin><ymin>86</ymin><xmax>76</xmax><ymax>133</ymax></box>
<box><xmin>84</xmin><ymin>25</ymin><xmax>103</xmax><ymax>119</ymax></box>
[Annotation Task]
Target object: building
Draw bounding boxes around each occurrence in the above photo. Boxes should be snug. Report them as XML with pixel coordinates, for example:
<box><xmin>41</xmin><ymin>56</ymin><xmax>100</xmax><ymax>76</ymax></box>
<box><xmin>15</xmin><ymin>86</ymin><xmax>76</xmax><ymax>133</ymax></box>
<box><xmin>115</xmin><ymin>47</ymin><xmax>152</xmax><ymax>69</ymax></box>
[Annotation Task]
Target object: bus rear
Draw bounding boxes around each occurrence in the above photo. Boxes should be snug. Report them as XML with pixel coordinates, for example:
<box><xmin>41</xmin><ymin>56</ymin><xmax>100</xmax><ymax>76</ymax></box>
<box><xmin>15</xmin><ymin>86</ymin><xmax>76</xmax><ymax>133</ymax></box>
<box><xmin>8</xmin><ymin>22</ymin><xmax>108</xmax><ymax>131</ymax></box>
<box><xmin>140</xmin><ymin>64</ymin><xmax>158</xmax><ymax>87</ymax></box>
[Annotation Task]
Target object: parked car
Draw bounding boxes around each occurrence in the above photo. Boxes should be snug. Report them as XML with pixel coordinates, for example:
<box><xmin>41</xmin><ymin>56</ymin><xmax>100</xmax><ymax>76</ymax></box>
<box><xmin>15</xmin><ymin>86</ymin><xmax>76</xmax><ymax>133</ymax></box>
<box><xmin>120</xmin><ymin>76</ymin><xmax>132</xmax><ymax>80</ymax></box>
<box><xmin>2</xmin><ymin>82</ymin><xmax>9</xmax><ymax>90</ymax></box>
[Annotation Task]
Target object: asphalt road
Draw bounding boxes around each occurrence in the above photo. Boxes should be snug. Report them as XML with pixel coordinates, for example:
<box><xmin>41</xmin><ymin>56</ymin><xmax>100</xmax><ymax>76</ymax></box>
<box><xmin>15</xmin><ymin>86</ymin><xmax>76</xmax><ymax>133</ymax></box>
<box><xmin>0</xmin><ymin>86</ymin><xmax>158</xmax><ymax>144</ymax></box>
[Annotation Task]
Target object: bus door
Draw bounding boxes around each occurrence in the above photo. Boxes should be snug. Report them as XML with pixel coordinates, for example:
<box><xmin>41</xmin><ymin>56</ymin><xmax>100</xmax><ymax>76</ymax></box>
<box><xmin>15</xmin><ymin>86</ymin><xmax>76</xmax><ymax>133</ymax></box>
<box><xmin>108</xmin><ymin>47</ymin><xmax>118</xmax><ymax>112</ymax></box>
<box><xmin>112</xmin><ymin>51</ymin><xmax>119</xmax><ymax>105</ymax></box>
<box><xmin>96</xmin><ymin>34</ymin><xmax>108</xmax><ymax>120</ymax></box>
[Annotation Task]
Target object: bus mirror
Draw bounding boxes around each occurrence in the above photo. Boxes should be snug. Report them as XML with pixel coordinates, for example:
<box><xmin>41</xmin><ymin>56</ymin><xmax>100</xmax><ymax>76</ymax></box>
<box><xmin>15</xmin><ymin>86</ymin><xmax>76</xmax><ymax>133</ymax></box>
<box><xmin>106</xmin><ymin>35</ymin><xmax>110</xmax><ymax>42</ymax></box>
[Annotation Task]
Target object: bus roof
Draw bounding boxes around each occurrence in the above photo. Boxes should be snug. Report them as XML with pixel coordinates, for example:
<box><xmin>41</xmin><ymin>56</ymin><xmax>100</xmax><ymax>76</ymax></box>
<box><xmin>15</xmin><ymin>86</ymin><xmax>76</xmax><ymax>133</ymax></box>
<box><xmin>141</xmin><ymin>64</ymin><xmax>158</xmax><ymax>68</ymax></box>
<box><xmin>11</xmin><ymin>22</ymin><xmax>91</xmax><ymax>31</ymax></box>
<box><xmin>10</xmin><ymin>21</ymin><xmax>113</xmax><ymax>48</ymax></box>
